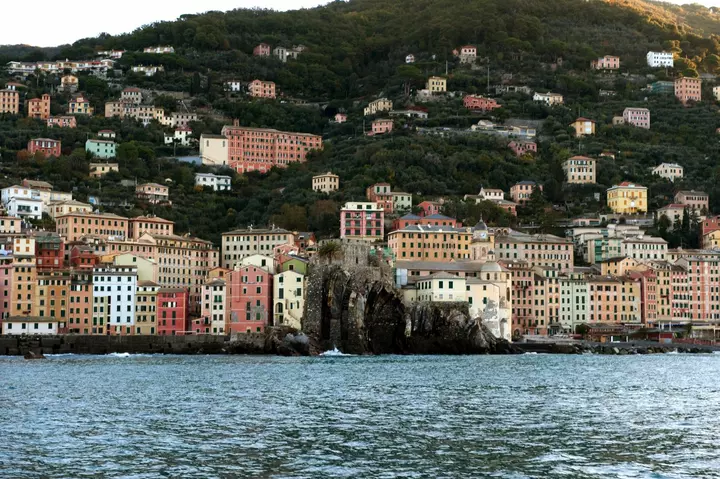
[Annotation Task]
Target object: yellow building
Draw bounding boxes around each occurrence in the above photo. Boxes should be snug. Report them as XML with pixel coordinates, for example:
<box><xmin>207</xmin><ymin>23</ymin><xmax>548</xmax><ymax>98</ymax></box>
<box><xmin>388</xmin><ymin>225</ymin><xmax>472</xmax><ymax>261</ymax></box>
<box><xmin>569</xmin><ymin>118</ymin><xmax>596</xmax><ymax>137</ymax></box>
<box><xmin>363</xmin><ymin>98</ymin><xmax>393</xmax><ymax>116</ymax></box>
<box><xmin>607</xmin><ymin>182</ymin><xmax>648</xmax><ymax>214</ymax></box>
<box><xmin>11</xmin><ymin>238</ymin><xmax>36</xmax><ymax>318</ymax></box>
<box><xmin>703</xmin><ymin>230</ymin><xmax>720</xmax><ymax>249</ymax></box>
<box><xmin>135</xmin><ymin>281</ymin><xmax>160</xmax><ymax>335</ymax></box>
<box><xmin>426</xmin><ymin>76</ymin><xmax>447</xmax><ymax>93</ymax></box>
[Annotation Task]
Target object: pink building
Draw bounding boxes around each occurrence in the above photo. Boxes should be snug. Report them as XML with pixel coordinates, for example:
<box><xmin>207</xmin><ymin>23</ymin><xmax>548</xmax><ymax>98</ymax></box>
<box><xmin>702</xmin><ymin>216</ymin><xmax>720</xmax><ymax>236</ymax></box>
<box><xmin>340</xmin><ymin>202</ymin><xmax>384</xmax><ymax>241</ymax></box>
<box><xmin>253</xmin><ymin>43</ymin><xmax>271</xmax><ymax>56</ymax></box>
<box><xmin>334</xmin><ymin>113</ymin><xmax>347</xmax><ymax>123</ymax></box>
<box><xmin>417</xmin><ymin>200</ymin><xmax>442</xmax><ymax>217</ymax></box>
<box><xmin>392</xmin><ymin>213</ymin><xmax>461</xmax><ymax>231</ymax></box>
<box><xmin>28</xmin><ymin>138</ymin><xmax>61</xmax><ymax>158</ymax></box>
<box><xmin>228</xmin><ymin>265</ymin><xmax>272</xmax><ymax>334</ymax></box>
<box><xmin>678</xmin><ymin>258</ymin><xmax>720</xmax><ymax>321</ymax></box>
<box><xmin>463</xmin><ymin>95</ymin><xmax>501</xmax><ymax>111</ymax></box>
<box><xmin>249</xmin><ymin>80</ymin><xmax>276</xmax><ymax>99</ymax></box>
<box><xmin>366</xmin><ymin>183</ymin><xmax>394</xmax><ymax>214</ymax></box>
<box><xmin>221</xmin><ymin>122</ymin><xmax>323</xmax><ymax>174</ymax></box>
<box><xmin>510</xmin><ymin>181</ymin><xmax>542</xmax><ymax>205</ymax></box>
<box><xmin>591</xmin><ymin>55</ymin><xmax>620</xmax><ymax>70</ymax></box>
<box><xmin>622</xmin><ymin>107</ymin><xmax>650</xmax><ymax>129</ymax></box>
<box><xmin>369</xmin><ymin>118</ymin><xmax>393</xmax><ymax>135</ymax></box>
<box><xmin>47</xmin><ymin>116</ymin><xmax>77</xmax><ymax>128</ymax></box>
<box><xmin>628</xmin><ymin>270</ymin><xmax>658</xmax><ymax>327</ymax></box>
<box><xmin>508</xmin><ymin>140</ymin><xmax>536</xmax><ymax>157</ymax></box>
<box><xmin>675</xmin><ymin>77</ymin><xmax>702</xmax><ymax>104</ymax></box>
<box><xmin>157</xmin><ymin>288</ymin><xmax>190</xmax><ymax>335</ymax></box>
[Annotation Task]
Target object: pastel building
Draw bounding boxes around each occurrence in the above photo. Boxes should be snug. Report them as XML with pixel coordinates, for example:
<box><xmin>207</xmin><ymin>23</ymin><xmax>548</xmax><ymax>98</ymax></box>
<box><xmin>312</xmin><ymin>172</ymin><xmax>339</xmax><ymax>193</ymax></box>
<box><xmin>2</xmin><ymin>317</ymin><xmax>65</xmax><ymax>335</ymax></box>
<box><xmin>508</xmin><ymin>140</ymin><xmax>536</xmax><ymax>157</ymax></box>
<box><xmin>563</xmin><ymin>156</ymin><xmax>596</xmax><ymax>184</ymax></box>
<box><xmin>199</xmin><ymin>134</ymin><xmax>228</xmax><ymax>166</ymax></box>
<box><xmin>228</xmin><ymin>265</ymin><xmax>272</xmax><ymax>334</ymax></box>
<box><xmin>623</xmin><ymin>107</ymin><xmax>650</xmax><ymax>129</ymax></box>
<box><xmin>47</xmin><ymin>200</ymin><xmax>92</xmax><ymax>221</ymax></box>
<box><xmin>413</xmin><ymin>273</ymin><xmax>467</xmax><ymax>302</ymax></box>
<box><xmin>340</xmin><ymin>202</ymin><xmax>385</xmax><ymax>242</ymax></box>
<box><xmin>249</xmin><ymin>80</ymin><xmax>276</xmax><ymax>99</ymax></box>
<box><xmin>55</xmin><ymin>212</ymin><xmax>128</xmax><ymax>242</ymax></box>
<box><xmin>135</xmin><ymin>183</ymin><xmax>170</xmax><ymax>204</ymax></box>
<box><xmin>85</xmin><ymin>139</ymin><xmax>116</xmax><ymax>159</ymax></box>
<box><xmin>253</xmin><ymin>43</ymin><xmax>271</xmax><ymax>56</ymax></box>
<box><xmin>221</xmin><ymin>123</ymin><xmax>323</xmax><ymax>174</ymax></box>
<box><xmin>370</xmin><ymin>118</ymin><xmax>393</xmax><ymax>135</ymax></box>
<box><xmin>388</xmin><ymin>225</ymin><xmax>472</xmax><ymax>261</ymax></box>
<box><xmin>47</xmin><ymin>116</ymin><xmax>76</xmax><ymax>128</ymax></box>
<box><xmin>0</xmin><ymin>88</ymin><xmax>19</xmax><ymax>114</ymax></box>
<box><xmin>657</xmin><ymin>204</ymin><xmax>686</xmax><ymax>228</ymax></box>
<box><xmin>510</xmin><ymin>181</ymin><xmax>542</xmax><ymax>205</ymax></box>
<box><xmin>675</xmin><ymin>190</ymin><xmax>709</xmax><ymax>213</ymax></box>
<box><xmin>652</xmin><ymin>163</ymin><xmax>683</xmax><ymax>182</ymax></box>
<box><xmin>89</xmin><ymin>163</ymin><xmax>119</xmax><ymax>178</ymax></box>
<box><xmin>221</xmin><ymin>227</ymin><xmax>294</xmax><ymax>269</ymax></box>
<box><xmin>364</xmin><ymin>98</ymin><xmax>393</xmax><ymax>116</ymax></box>
<box><xmin>157</xmin><ymin>288</ymin><xmax>189</xmax><ymax>335</ymax></box>
<box><xmin>426</xmin><ymin>76</ymin><xmax>447</xmax><ymax>93</ymax></box>
<box><xmin>28</xmin><ymin>138</ymin><xmax>61</xmax><ymax>158</ymax></box>
<box><xmin>463</xmin><ymin>95</ymin><xmax>501</xmax><ymax>111</ymax></box>
<box><xmin>457</xmin><ymin>45</ymin><xmax>477</xmax><ymax>63</ymax></box>
<box><xmin>273</xmin><ymin>270</ymin><xmax>304</xmax><ymax>329</ymax></box>
<box><xmin>591</xmin><ymin>55</ymin><xmax>620</xmax><ymax>70</ymax></box>
<box><xmin>607</xmin><ymin>182</ymin><xmax>648</xmax><ymax>214</ymax></box>
<box><xmin>27</xmin><ymin>94</ymin><xmax>51</xmax><ymax>120</ymax></box>
<box><xmin>495</xmin><ymin>231</ymin><xmax>574</xmax><ymax>272</ymax></box>
<box><xmin>195</xmin><ymin>173</ymin><xmax>231</xmax><ymax>192</ymax></box>
<box><xmin>675</xmin><ymin>77</ymin><xmax>702</xmax><ymax>104</ymax></box>
<box><xmin>533</xmin><ymin>92</ymin><xmax>563</xmax><ymax>106</ymax></box>
<box><xmin>569</xmin><ymin>118</ymin><xmax>595</xmax><ymax>137</ymax></box>
<box><xmin>92</xmin><ymin>265</ymin><xmax>138</xmax><ymax>336</ymax></box>
<box><xmin>647</xmin><ymin>51</ymin><xmax>673</xmax><ymax>68</ymax></box>
<box><xmin>120</xmin><ymin>87</ymin><xmax>142</xmax><ymax>104</ymax></box>
<box><xmin>135</xmin><ymin>281</ymin><xmax>160</xmax><ymax>335</ymax></box>
<box><xmin>68</xmin><ymin>94</ymin><xmax>94</xmax><ymax>115</ymax></box>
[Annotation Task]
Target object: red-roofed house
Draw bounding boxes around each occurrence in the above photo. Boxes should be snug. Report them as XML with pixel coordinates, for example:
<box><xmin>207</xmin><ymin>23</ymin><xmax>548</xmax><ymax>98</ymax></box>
<box><xmin>463</xmin><ymin>95</ymin><xmax>501</xmax><ymax>112</ymax></box>
<box><xmin>418</xmin><ymin>201</ymin><xmax>442</xmax><ymax>217</ymax></box>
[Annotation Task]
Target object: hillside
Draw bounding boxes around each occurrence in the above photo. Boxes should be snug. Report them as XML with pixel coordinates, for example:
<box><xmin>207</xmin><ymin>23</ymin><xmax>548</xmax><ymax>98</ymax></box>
<box><xmin>2</xmin><ymin>0</ymin><xmax>720</xmax><ymax>248</ymax></box>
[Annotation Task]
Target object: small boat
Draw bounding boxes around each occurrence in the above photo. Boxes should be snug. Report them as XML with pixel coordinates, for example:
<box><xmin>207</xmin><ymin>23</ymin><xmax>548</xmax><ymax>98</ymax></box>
<box><xmin>24</xmin><ymin>351</ymin><xmax>46</xmax><ymax>360</ymax></box>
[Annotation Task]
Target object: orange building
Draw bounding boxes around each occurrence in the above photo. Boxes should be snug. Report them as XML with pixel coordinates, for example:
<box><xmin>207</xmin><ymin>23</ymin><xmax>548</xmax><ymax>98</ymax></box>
<box><xmin>675</xmin><ymin>77</ymin><xmax>702</xmax><ymax>104</ymax></box>
<box><xmin>67</xmin><ymin>270</ymin><xmax>94</xmax><ymax>334</ymax></box>
<box><xmin>27</xmin><ymin>94</ymin><xmax>51</xmax><ymax>120</ymax></box>
<box><xmin>55</xmin><ymin>212</ymin><xmax>129</xmax><ymax>242</ymax></box>
<box><xmin>0</xmin><ymin>88</ymin><xmax>19</xmax><ymax>114</ymax></box>
<box><xmin>249</xmin><ymin>80</ymin><xmax>276</xmax><ymax>99</ymax></box>
<box><xmin>388</xmin><ymin>225</ymin><xmax>472</xmax><ymax>261</ymax></box>
<box><xmin>34</xmin><ymin>270</ymin><xmax>70</xmax><ymax>321</ymax></box>
<box><xmin>221</xmin><ymin>122</ymin><xmax>323</xmax><ymax>174</ymax></box>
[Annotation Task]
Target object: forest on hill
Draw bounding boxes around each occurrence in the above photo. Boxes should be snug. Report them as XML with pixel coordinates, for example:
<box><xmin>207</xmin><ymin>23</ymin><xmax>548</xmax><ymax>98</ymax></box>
<box><xmin>3</xmin><ymin>0</ymin><xmax>720</xmax><ymax>249</ymax></box>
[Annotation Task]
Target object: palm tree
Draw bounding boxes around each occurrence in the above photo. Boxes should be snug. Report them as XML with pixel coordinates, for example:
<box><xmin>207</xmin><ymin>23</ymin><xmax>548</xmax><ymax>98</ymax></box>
<box><xmin>318</xmin><ymin>241</ymin><xmax>342</xmax><ymax>264</ymax></box>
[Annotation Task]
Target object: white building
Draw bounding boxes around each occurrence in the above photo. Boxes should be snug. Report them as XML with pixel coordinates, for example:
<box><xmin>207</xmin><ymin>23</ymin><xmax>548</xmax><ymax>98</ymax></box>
<box><xmin>392</xmin><ymin>192</ymin><xmax>412</xmax><ymax>213</ymax></box>
<box><xmin>533</xmin><ymin>92</ymin><xmax>564</xmax><ymax>106</ymax></box>
<box><xmin>202</xmin><ymin>278</ymin><xmax>227</xmax><ymax>335</ymax></box>
<box><xmin>415</xmin><ymin>273</ymin><xmax>467</xmax><ymax>302</ymax></box>
<box><xmin>273</xmin><ymin>270</ymin><xmax>305</xmax><ymax>329</ymax></box>
<box><xmin>200</xmin><ymin>134</ymin><xmax>228</xmax><ymax>166</ymax></box>
<box><xmin>221</xmin><ymin>227</ymin><xmax>294</xmax><ymax>269</ymax></box>
<box><xmin>143</xmin><ymin>46</ymin><xmax>175</xmax><ymax>54</ymax></box>
<box><xmin>2</xmin><ymin>317</ymin><xmax>65</xmax><ymax>335</ymax></box>
<box><xmin>93</xmin><ymin>265</ymin><xmax>138</xmax><ymax>334</ymax></box>
<box><xmin>164</xmin><ymin>127</ymin><xmax>194</xmax><ymax>147</ymax></box>
<box><xmin>652</xmin><ymin>163</ymin><xmax>684</xmax><ymax>182</ymax></box>
<box><xmin>169</xmin><ymin>112</ymin><xmax>198</xmax><ymax>128</ymax></box>
<box><xmin>405</xmin><ymin>54</ymin><xmax>415</xmax><ymax>64</ymax></box>
<box><xmin>1</xmin><ymin>186</ymin><xmax>43</xmax><ymax>219</ymax></box>
<box><xmin>195</xmin><ymin>173</ymin><xmax>231</xmax><ymax>192</ymax></box>
<box><xmin>621</xmin><ymin>236</ymin><xmax>668</xmax><ymax>261</ymax></box>
<box><xmin>312</xmin><ymin>172</ymin><xmax>339</xmax><ymax>193</ymax></box>
<box><xmin>647</xmin><ymin>51</ymin><xmax>674</xmax><ymax>68</ymax></box>
<box><xmin>273</xmin><ymin>46</ymin><xmax>288</xmax><ymax>62</ymax></box>
<box><xmin>466</xmin><ymin>262</ymin><xmax>512</xmax><ymax>341</ymax></box>
<box><xmin>559</xmin><ymin>272</ymin><xmax>589</xmax><ymax>333</ymax></box>
<box><xmin>240</xmin><ymin>254</ymin><xmax>277</xmax><ymax>274</ymax></box>
<box><xmin>132</xmin><ymin>65</ymin><xmax>164</xmax><ymax>76</ymax></box>
<box><xmin>225</xmin><ymin>81</ymin><xmax>242</xmax><ymax>92</ymax></box>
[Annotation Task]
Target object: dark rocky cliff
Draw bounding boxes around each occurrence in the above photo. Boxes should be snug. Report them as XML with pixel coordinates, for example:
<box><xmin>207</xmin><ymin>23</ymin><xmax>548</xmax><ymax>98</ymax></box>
<box><xmin>303</xmin><ymin>245</ymin><xmax>519</xmax><ymax>355</ymax></box>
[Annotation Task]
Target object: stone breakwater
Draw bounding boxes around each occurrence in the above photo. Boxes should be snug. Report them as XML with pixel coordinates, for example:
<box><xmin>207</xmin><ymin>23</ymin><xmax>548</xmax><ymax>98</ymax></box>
<box><xmin>0</xmin><ymin>328</ymin><xmax>311</xmax><ymax>357</ymax></box>
<box><xmin>516</xmin><ymin>341</ymin><xmax>719</xmax><ymax>355</ymax></box>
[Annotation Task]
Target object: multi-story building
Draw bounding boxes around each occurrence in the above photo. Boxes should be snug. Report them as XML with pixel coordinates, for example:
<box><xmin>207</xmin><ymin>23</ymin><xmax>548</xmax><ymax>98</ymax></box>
<box><xmin>136</xmin><ymin>183</ymin><xmax>170</xmax><ymax>205</ymax></box>
<box><xmin>46</xmin><ymin>200</ymin><xmax>92</xmax><ymax>221</ymax></box>
<box><xmin>253</xmin><ymin>43</ymin><xmax>271</xmax><ymax>56</ymax></box>
<box><xmin>67</xmin><ymin>270</ymin><xmax>93</xmax><ymax>334</ymax></box>
<box><xmin>508</xmin><ymin>140</ymin><xmax>537</xmax><ymax>157</ymax></box>
<box><xmin>2</xmin><ymin>317</ymin><xmax>66</xmax><ymax>335</ymax></box>
<box><xmin>495</xmin><ymin>230</ymin><xmax>574</xmax><ymax>272</ymax></box>
<box><xmin>340</xmin><ymin>202</ymin><xmax>384</xmax><ymax>242</ymax></box>
<box><xmin>1</xmin><ymin>186</ymin><xmax>43</xmax><ymax>220</ymax></box>
<box><xmin>647</xmin><ymin>51</ymin><xmax>674</xmax><ymax>68</ymax></box>
<box><xmin>143</xmin><ymin>46</ymin><xmax>175</xmax><ymax>54</ymax></box>
<box><xmin>127</xmin><ymin>215</ymin><xmax>174</xmax><ymax>240</ymax></box>
<box><xmin>55</xmin><ymin>212</ymin><xmax>128</xmax><ymax>242</ymax></box>
<box><xmin>674</xmin><ymin>190</ymin><xmax>709</xmax><ymax>213</ymax></box>
<box><xmin>34</xmin><ymin>270</ymin><xmax>70</xmax><ymax>321</ymax></box>
<box><xmin>104</xmin><ymin>100</ymin><xmax>134</xmax><ymax>119</ymax></box>
<box><xmin>120</xmin><ymin>87</ymin><xmax>143</xmax><ymax>104</ymax></box>
<box><xmin>199</xmin><ymin>134</ymin><xmax>228</xmax><ymax>166</ymax></box>
<box><xmin>392</xmin><ymin>192</ymin><xmax>412</xmax><ymax>213</ymax></box>
<box><xmin>388</xmin><ymin>225</ymin><xmax>472</xmax><ymax>261</ymax></box>
<box><xmin>370</xmin><ymin>118</ymin><xmax>393</xmax><ymax>135</ymax></box>
<box><xmin>273</xmin><ymin>270</ymin><xmax>304</xmax><ymax>329</ymax></box>
<box><xmin>652</xmin><ymin>163</ymin><xmax>683</xmax><ymax>182</ymax></box>
<box><xmin>89</xmin><ymin>163</ymin><xmax>119</xmax><ymax>178</ymax></box>
<box><xmin>559</xmin><ymin>271</ymin><xmax>589</xmax><ymax>333</ymax></box>
<box><xmin>426</xmin><ymin>76</ymin><xmax>447</xmax><ymax>93</ymax></box>
<box><xmin>591</xmin><ymin>55</ymin><xmax>620</xmax><ymax>70</ymax></box>
<box><xmin>135</xmin><ymin>281</ymin><xmax>160</xmax><ymax>335</ymax></box>
<box><xmin>366</xmin><ymin>183</ymin><xmax>393</xmax><ymax>213</ymax></box>
<box><xmin>34</xmin><ymin>232</ymin><xmax>64</xmax><ymax>271</ymax></box>
<box><xmin>622</xmin><ymin>107</ymin><xmax>650</xmax><ymax>129</ymax></box>
<box><xmin>157</xmin><ymin>288</ymin><xmax>189</xmax><ymax>335</ymax></box>
<box><xmin>392</xmin><ymin>214</ymin><xmax>462</xmax><ymax>231</ymax></box>
<box><xmin>200</xmin><ymin>278</ymin><xmax>227</xmax><ymax>334</ymax></box>
<box><xmin>563</xmin><ymin>156</ymin><xmax>596</xmax><ymax>184</ymax></box>
<box><xmin>463</xmin><ymin>95</ymin><xmax>500</xmax><ymax>111</ymax></box>
<box><xmin>60</xmin><ymin>75</ymin><xmax>79</xmax><ymax>92</ymax></box>
<box><xmin>533</xmin><ymin>92</ymin><xmax>563</xmax><ymax>106</ymax></box>
<box><xmin>47</xmin><ymin>116</ymin><xmax>77</xmax><ymax>128</ymax></box>
<box><xmin>194</xmin><ymin>173</ymin><xmax>231</xmax><ymax>192</ymax></box>
<box><xmin>27</xmin><ymin>94</ymin><xmax>50</xmax><ymax>120</ymax></box>
<box><xmin>221</xmin><ymin>227</ymin><xmax>294</xmax><ymax>269</ymax></box>
<box><xmin>221</xmin><ymin>122</ymin><xmax>323</xmax><ymax>174</ymax></box>
<box><xmin>587</xmin><ymin>275</ymin><xmax>641</xmax><ymax>324</ymax></box>
<box><xmin>0</xmin><ymin>88</ymin><xmax>19</xmax><ymax>114</ymax></box>
<box><xmin>312</xmin><ymin>172</ymin><xmax>339</xmax><ymax>193</ymax></box>
<box><xmin>132</xmin><ymin>65</ymin><xmax>164</xmax><ymax>76</ymax></box>
<box><xmin>92</xmin><ymin>265</ymin><xmax>138</xmax><ymax>336</ymax></box>
<box><xmin>510</xmin><ymin>181</ymin><xmax>541</xmax><ymax>205</ymax></box>
<box><xmin>248</xmin><ymin>80</ymin><xmax>276</xmax><ymax>99</ymax></box>
<box><xmin>657</xmin><ymin>204</ymin><xmax>686</xmax><ymax>229</ymax></box>
<box><xmin>569</xmin><ymin>117</ymin><xmax>595</xmax><ymax>137</ymax></box>
<box><xmin>363</xmin><ymin>98</ymin><xmax>393</xmax><ymax>116</ymax></box>
<box><xmin>621</xmin><ymin>236</ymin><xmax>668</xmax><ymax>261</ymax></box>
<box><xmin>457</xmin><ymin>45</ymin><xmax>477</xmax><ymax>63</ymax></box>
<box><xmin>607</xmin><ymin>182</ymin><xmax>648</xmax><ymax>214</ymax></box>
<box><xmin>68</xmin><ymin>94</ymin><xmax>94</xmax><ymax>115</ymax></box>
<box><xmin>28</xmin><ymin>138</ymin><xmax>61</xmax><ymax>158</ymax></box>
<box><xmin>85</xmin><ymin>139</ymin><xmax>116</xmax><ymax>159</ymax></box>
<box><xmin>228</xmin><ymin>265</ymin><xmax>272</xmax><ymax>334</ymax></box>
<box><xmin>675</xmin><ymin>77</ymin><xmax>702</xmax><ymax>104</ymax></box>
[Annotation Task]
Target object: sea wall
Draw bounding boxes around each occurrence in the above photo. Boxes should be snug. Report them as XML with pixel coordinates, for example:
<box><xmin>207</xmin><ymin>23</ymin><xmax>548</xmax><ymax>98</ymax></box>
<box><xmin>0</xmin><ymin>327</ymin><xmax>310</xmax><ymax>357</ymax></box>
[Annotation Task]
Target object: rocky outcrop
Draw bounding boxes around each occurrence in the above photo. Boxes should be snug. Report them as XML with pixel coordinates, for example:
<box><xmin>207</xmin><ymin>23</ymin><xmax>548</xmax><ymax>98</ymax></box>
<box><xmin>303</xmin><ymin>247</ymin><xmax>519</xmax><ymax>355</ymax></box>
